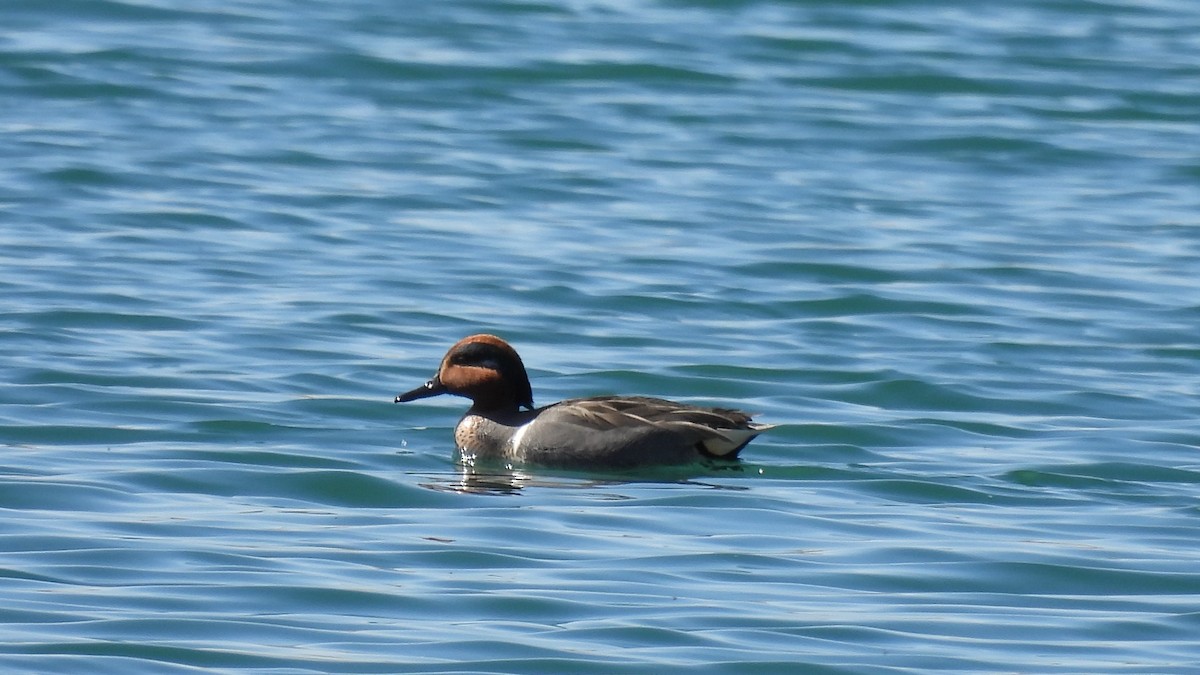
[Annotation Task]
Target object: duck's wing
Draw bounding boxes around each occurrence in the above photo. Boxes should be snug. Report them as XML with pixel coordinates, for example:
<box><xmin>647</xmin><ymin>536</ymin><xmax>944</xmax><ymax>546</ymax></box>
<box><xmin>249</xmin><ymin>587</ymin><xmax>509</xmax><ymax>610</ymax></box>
<box><xmin>554</xmin><ymin>395</ymin><xmax>749</xmax><ymax>425</ymax></box>
<box><xmin>538</xmin><ymin>396</ymin><xmax>772</xmax><ymax>459</ymax></box>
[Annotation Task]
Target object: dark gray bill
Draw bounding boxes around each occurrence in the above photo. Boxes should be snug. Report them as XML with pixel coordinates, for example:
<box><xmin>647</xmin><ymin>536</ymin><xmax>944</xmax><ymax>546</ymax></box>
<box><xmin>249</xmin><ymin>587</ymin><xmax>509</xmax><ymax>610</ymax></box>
<box><xmin>394</xmin><ymin>378</ymin><xmax>446</xmax><ymax>403</ymax></box>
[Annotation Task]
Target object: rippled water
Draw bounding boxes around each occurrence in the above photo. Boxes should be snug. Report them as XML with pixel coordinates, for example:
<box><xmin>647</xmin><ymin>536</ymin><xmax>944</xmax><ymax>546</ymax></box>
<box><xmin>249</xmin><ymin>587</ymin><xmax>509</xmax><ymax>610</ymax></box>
<box><xmin>3</xmin><ymin>0</ymin><xmax>1200</xmax><ymax>672</ymax></box>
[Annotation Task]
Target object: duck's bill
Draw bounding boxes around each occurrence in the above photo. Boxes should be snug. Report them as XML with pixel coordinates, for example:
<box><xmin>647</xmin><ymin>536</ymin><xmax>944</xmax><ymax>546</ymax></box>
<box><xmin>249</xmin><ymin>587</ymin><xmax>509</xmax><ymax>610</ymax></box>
<box><xmin>395</xmin><ymin>378</ymin><xmax>447</xmax><ymax>403</ymax></box>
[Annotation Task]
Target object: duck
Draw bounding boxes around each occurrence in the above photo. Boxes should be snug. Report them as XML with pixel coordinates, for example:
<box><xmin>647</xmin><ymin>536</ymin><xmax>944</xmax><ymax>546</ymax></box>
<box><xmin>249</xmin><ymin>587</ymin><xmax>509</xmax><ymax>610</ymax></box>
<box><xmin>394</xmin><ymin>334</ymin><xmax>773</xmax><ymax>469</ymax></box>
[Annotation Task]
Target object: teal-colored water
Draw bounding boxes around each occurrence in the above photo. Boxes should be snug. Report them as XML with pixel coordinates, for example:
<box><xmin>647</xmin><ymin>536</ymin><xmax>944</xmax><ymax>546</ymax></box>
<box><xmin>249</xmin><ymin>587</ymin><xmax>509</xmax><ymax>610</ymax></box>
<box><xmin>3</xmin><ymin>1</ymin><xmax>1199</xmax><ymax>672</ymax></box>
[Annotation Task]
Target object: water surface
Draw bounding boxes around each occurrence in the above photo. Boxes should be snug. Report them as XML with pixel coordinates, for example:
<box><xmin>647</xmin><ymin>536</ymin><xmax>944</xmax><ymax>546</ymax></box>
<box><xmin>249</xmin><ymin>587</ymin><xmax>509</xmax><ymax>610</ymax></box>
<box><xmin>2</xmin><ymin>0</ymin><xmax>1199</xmax><ymax>672</ymax></box>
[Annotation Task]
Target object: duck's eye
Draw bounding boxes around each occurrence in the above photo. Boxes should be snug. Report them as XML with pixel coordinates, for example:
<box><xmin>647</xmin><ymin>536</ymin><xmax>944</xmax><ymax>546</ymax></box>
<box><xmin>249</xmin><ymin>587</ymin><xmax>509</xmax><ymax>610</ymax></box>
<box><xmin>460</xmin><ymin>356</ymin><xmax>501</xmax><ymax>370</ymax></box>
<box><xmin>450</xmin><ymin>344</ymin><xmax>505</xmax><ymax>370</ymax></box>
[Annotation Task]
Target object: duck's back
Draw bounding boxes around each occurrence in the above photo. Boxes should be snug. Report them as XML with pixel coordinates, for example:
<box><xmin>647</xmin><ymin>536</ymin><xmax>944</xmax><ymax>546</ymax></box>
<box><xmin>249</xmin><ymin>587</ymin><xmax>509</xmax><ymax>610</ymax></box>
<box><xmin>516</xmin><ymin>396</ymin><xmax>768</xmax><ymax>468</ymax></box>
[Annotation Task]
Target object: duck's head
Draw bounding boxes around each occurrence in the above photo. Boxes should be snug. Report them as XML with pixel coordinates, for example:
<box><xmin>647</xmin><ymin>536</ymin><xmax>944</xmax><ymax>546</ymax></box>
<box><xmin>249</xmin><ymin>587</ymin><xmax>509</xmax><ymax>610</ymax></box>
<box><xmin>394</xmin><ymin>334</ymin><xmax>534</xmax><ymax>412</ymax></box>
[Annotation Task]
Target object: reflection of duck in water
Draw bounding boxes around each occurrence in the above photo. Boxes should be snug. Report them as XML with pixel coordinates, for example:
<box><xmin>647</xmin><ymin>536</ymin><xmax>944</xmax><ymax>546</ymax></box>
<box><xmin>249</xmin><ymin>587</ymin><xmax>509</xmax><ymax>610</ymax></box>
<box><xmin>395</xmin><ymin>334</ymin><xmax>773</xmax><ymax>469</ymax></box>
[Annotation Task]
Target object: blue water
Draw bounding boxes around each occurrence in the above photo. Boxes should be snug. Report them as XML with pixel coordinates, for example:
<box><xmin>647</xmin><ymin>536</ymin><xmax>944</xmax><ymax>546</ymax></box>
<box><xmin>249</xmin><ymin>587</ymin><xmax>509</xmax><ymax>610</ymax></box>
<box><xmin>3</xmin><ymin>0</ymin><xmax>1200</xmax><ymax>672</ymax></box>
